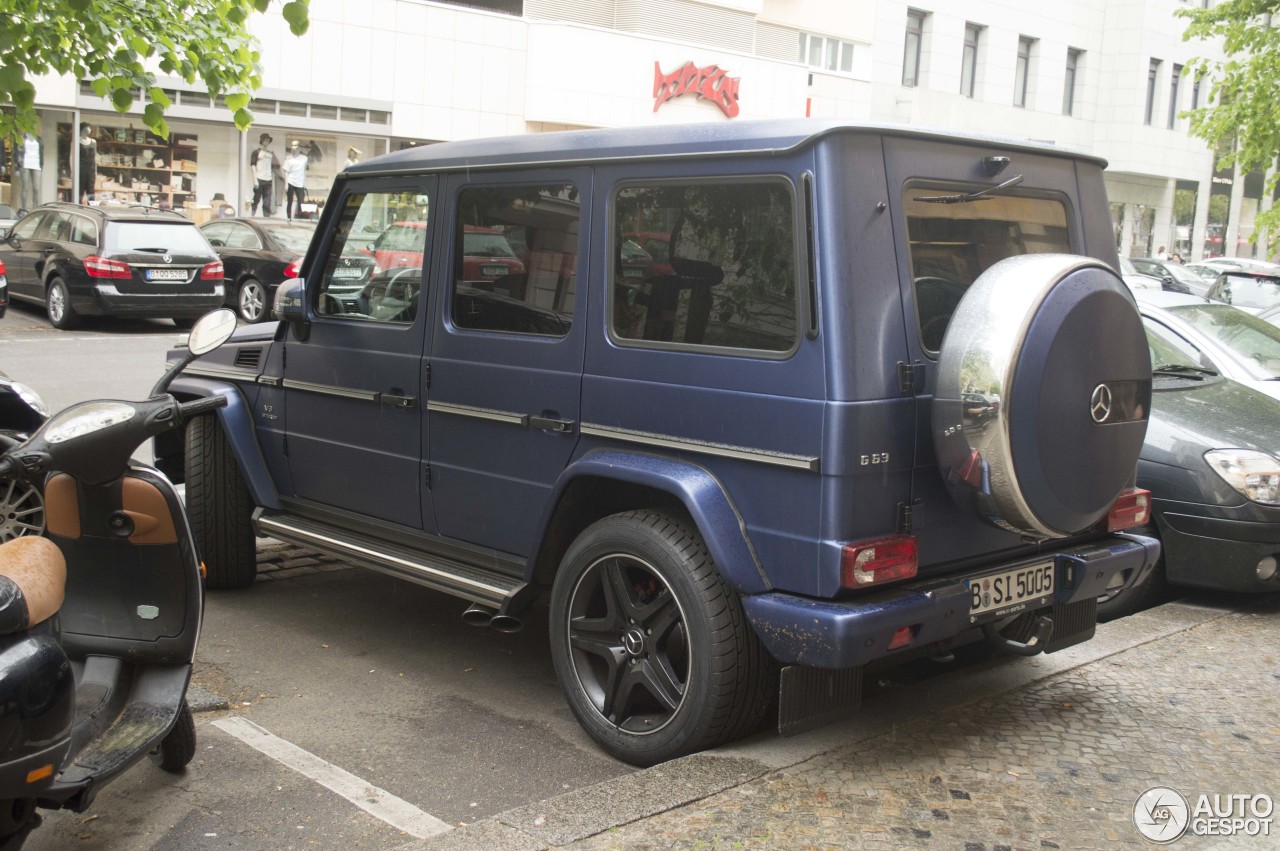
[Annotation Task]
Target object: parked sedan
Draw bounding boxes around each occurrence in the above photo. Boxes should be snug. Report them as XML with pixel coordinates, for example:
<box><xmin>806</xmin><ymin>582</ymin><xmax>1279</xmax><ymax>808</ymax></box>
<box><xmin>200</xmin><ymin>218</ymin><xmax>316</xmax><ymax>322</ymax></box>
<box><xmin>1099</xmin><ymin>323</ymin><xmax>1280</xmax><ymax>619</ymax></box>
<box><xmin>1204</xmin><ymin>269</ymin><xmax>1280</xmax><ymax>315</ymax></box>
<box><xmin>1128</xmin><ymin>257</ymin><xmax>1206</xmax><ymax>295</ymax></box>
<box><xmin>1135</xmin><ymin>290</ymin><xmax>1280</xmax><ymax>402</ymax></box>
<box><xmin>0</xmin><ymin>204</ymin><xmax>17</xmax><ymax>239</ymax></box>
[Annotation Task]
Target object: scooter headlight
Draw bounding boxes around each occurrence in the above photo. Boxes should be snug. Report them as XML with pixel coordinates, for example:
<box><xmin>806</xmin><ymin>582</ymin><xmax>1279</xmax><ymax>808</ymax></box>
<box><xmin>10</xmin><ymin>382</ymin><xmax>48</xmax><ymax>418</ymax></box>
<box><xmin>45</xmin><ymin>401</ymin><xmax>135</xmax><ymax>444</ymax></box>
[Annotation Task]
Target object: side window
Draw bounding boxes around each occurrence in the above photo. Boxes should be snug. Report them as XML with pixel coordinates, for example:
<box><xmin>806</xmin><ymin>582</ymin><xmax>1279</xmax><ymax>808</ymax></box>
<box><xmin>904</xmin><ymin>188</ymin><xmax>1071</xmax><ymax>351</ymax></box>
<box><xmin>70</xmin><ymin>216</ymin><xmax>97</xmax><ymax>246</ymax></box>
<box><xmin>611</xmin><ymin>180</ymin><xmax>798</xmax><ymax>354</ymax></box>
<box><xmin>225</xmin><ymin>223</ymin><xmax>261</xmax><ymax>250</ymax></box>
<box><xmin>316</xmin><ymin>190</ymin><xmax>429</xmax><ymax>324</ymax></box>
<box><xmin>37</xmin><ymin>211</ymin><xmax>73</xmax><ymax>242</ymax></box>
<box><xmin>201</xmin><ymin>222</ymin><xmax>232</xmax><ymax>247</ymax></box>
<box><xmin>11</xmin><ymin>213</ymin><xmax>44</xmax><ymax>240</ymax></box>
<box><xmin>450</xmin><ymin>184</ymin><xmax>578</xmax><ymax>336</ymax></box>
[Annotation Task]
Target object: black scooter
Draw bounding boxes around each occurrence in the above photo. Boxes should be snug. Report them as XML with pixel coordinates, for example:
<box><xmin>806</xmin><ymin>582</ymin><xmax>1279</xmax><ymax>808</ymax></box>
<box><xmin>0</xmin><ymin>309</ymin><xmax>238</xmax><ymax>848</ymax></box>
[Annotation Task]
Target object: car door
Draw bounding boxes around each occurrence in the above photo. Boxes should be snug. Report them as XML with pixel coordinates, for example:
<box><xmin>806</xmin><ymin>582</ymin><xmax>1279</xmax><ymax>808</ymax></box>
<box><xmin>427</xmin><ymin>171</ymin><xmax>589</xmax><ymax>556</ymax></box>
<box><xmin>281</xmin><ymin>177</ymin><xmax>436</xmax><ymax>531</ymax></box>
<box><xmin>0</xmin><ymin>211</ymin><xmax>48</xmax><ymax>297</ymax></box>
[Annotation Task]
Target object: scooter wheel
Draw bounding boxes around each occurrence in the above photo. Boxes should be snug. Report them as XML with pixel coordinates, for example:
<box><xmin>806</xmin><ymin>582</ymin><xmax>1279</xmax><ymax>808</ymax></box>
<box><xmin>154</xmin><ymin>702</ymin><xmax>196</xmax><ymax>773</ymax></box>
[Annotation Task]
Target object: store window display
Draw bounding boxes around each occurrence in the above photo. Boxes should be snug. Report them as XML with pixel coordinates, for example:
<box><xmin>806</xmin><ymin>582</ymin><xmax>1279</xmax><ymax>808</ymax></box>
<box><xmin>18</xmin><ymin>134</ymin><xmax>42</xmax><ymax>211</ymax></box>
<box><xmin>283</xmin><ymin>140</ymin><xmax>308</xmax><ymax>222</ymax></box>
<box><xmin>78</xmin><ymin>123</ymin><xmax>97</xmax><ymax>203</ymax></box>
<box><xmin>250</xmin><ymin>133</ymin><xmax>281</xmax><ymax>216</ymax></box>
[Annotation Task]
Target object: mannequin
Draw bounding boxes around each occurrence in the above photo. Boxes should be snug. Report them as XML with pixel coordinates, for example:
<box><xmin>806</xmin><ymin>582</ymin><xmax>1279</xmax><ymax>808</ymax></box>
<box><xmin>78</xmin><ymin>123</ymin><xmax>97</xmax><ymax>203</ymax></box>
<box><xmin>249</xmin><ymin>132</ymin><xmax>280</xmax><ymax>216</ymax></box>
<box><xmin>344</xmin><ymin>146</ymin><xmax>362</xmax><ymax>169</ymax></box>
<box><xmin>283</xmin><ymin>140</ymin><xmax>308</xmax><ymax>222</ymax></box>
<box><xmin>19</xmin><ymin>133</ymin><xmax>41</xmax><ymax>210</ymax></box>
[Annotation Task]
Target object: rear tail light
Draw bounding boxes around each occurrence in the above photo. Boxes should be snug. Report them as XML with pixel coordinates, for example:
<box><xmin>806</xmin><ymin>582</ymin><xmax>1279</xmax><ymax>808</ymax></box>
<box><xmin>84</xmin><ymin>255</ymin><xmax>131</xmax><ymax>278</ymax></box>
<box><xmin>1106</xmin><ymin>487</ymin><xmax>1151</xmax><ymax>532</ymax></box>
<box><xmin>841</xmin><ymin>534</ymin><xmax>919</xmax><ymax>590</ymax></box>
<box><xmin>283</xmin><ymin>259</ymin><xmax>301</xmax><ymax>279</ymax></box>
<box><xmin>0</xmin><ymin>259</ymin><xmax>6</xmax><ymax>275</ymax></box>
<box><xmin>200</xmin><ymin>260</ymin><xmax>224</xmax><ymax>280</ymax></box>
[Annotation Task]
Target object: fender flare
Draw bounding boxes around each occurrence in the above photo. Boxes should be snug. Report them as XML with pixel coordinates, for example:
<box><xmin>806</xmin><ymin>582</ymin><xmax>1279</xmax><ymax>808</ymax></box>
<box><xmin>169</xmin><ymin>376</ymin><xmax>281</xmax><ymax>510</ymax></box>
<box><xmin>541</xmin><ymin>448</ymin><xmax>770</xmax><ymax>595</ymax></box>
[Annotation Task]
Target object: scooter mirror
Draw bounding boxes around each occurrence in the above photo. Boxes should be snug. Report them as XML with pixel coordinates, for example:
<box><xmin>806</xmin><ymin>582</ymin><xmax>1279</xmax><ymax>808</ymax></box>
<box><xmin>187</xmin><ymin>309</ymin><xmax>238</xmax><ymax>355</ymax></box>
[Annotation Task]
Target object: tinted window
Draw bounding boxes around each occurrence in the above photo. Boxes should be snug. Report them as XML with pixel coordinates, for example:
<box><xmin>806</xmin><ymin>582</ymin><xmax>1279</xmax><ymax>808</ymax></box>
<box><xmin>201</xmin><ymin>222</ymin><xmax>233</xmax><ymax>247</ymax></box>
<box><xmin>39</xmin><ymin>212</ymin><xmax>74</xmax><ymax>242</ymax></box>
<box><xmin>224</xmin><ymin>223</ymin><xmax>262</xmax><ymax>250</ymax></box>
<box><xmin>105</xmin><ymin>222</ymin><xmax>213</xmax><ymax>252</ymax></box>
<box><xmin>70</xmin><ymin>216</ymin><xmax>97</xmax><ymax>246</ymax></box>
<box><xmin>904</xmin><ymin>189</ymin><xmax>1071</xmax><ymax>351</ymax></box>
<box><xmin>10</xmin><ymin>213</ymin><xmax>43</xmax><ymax>240</ymax></box>
<box><xmin>315</xmin><ymin>190</ymin><xmax>428</xmax><ymax>325</ymax></box>
<box><xmin>262</xmin><ymin>224</ymin><xmax>314</xmax><ymax>254</ymax></box>
<box><xmin>450</xmin><ymin>184</ymin><xmax>578</xmax><ymax>337</ymax></box>
<box><xmin>611</xmin><ymin>180</ymin><xmax>798</xmax><ymax>353</ymax></box>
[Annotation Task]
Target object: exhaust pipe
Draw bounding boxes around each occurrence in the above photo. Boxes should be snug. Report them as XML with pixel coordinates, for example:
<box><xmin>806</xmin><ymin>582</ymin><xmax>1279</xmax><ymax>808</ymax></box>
<box><xmin>461</xmin><ymin>603</ymin><xmax>523</xmax><ymax>633</ymax></box>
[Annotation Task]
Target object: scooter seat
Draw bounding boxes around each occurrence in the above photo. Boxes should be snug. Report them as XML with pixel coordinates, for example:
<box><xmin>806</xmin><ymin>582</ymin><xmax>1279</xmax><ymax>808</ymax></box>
<box><xmin>0</xmin><ymin>536</ymin><xmax>66</xmax><ymax>634</ymax></box>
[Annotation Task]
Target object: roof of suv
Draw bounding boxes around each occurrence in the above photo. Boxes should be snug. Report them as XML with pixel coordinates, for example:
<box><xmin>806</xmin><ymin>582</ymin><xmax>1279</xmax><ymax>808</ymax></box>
<box><xmin>31</xmin><ymin>201</ymin><xmax>190</xmax><ymax>224</ymax></box>
<box><xmin>346</xmin><ymin>118</ymin><xmax>1106</xmax><ymax>176</ymax></box>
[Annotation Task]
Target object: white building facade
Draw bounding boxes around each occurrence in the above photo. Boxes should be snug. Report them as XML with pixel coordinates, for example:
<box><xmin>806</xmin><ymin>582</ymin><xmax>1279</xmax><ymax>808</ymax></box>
<box><xmin>4</xmin><ymin>0</ymin><xmax>1260</xmax><ymax>259</ymax></box>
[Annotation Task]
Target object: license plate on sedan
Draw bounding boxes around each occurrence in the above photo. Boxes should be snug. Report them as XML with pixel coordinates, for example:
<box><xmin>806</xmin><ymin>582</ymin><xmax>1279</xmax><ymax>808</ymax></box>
<box><xmin>967</xmin><ymin>561</ymin><xmax>1054</xmax><ymax>620</ymax></box>
<box><xmin>146</xmin><ymin>268</ymin><xmax>188</xmax><ymax>282</ymax></box>
<box><xmin>332</xmin><ymin>266</ymin><xmax>365</xmax><ymax>279</ymax></box>
<box><xmin>482</xmin><ymin>265</ymin><xmax>509</xmax><ymax>277</ymax></box>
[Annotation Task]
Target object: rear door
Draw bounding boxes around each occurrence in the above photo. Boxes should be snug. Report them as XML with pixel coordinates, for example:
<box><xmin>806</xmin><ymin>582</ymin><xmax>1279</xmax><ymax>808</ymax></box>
<box><xmin>282</xmin><ymin>177</ymin><xmax>436</xmax><ymax>530</ymax></box>
<box><xmin>0</xmin><ymin>212</ymin><xmax>48</xmax><ymax>297</ymax></box>
<box><xmin>427</xmin><ymin>171</ymin><xmax>588</xmax><ymax>556</ymax></box>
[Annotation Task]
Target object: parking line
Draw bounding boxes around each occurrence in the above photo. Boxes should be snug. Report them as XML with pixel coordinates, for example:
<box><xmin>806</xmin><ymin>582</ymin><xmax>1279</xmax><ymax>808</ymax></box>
<box><xmin>213</xmin><ymin>717</ymin><xmax>453</xmax><ymax>839</ymax></box>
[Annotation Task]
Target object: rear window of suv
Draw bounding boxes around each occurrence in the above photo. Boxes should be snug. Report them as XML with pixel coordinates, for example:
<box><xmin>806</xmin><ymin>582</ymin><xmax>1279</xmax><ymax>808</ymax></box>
<box><xmin>105</xmin><ymin>222</ymin><xmax>212</xmax><ymax>253</ymax></box>
<box><xmin>905</xmin><ymin>187</ymin><xmax>1071</xmax><ymax>351</ymax></box>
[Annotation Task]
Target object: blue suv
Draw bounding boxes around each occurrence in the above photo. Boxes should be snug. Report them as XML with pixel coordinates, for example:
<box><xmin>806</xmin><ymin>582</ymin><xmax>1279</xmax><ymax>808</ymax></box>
<box><xmin>157</xmin><ymin>121</ymin><xmax>1159</xmax><ymax>766</ymax></box>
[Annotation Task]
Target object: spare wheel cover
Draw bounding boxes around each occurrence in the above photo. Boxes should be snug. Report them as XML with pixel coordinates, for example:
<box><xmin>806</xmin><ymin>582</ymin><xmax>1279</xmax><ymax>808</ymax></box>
<box><xmin>932</xmin><ymin>254</ymin><xmax>1151</xmax><ymax>539</ymax></box>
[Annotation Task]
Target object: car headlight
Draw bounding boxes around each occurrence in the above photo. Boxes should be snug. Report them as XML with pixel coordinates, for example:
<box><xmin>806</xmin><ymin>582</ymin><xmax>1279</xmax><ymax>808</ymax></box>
<box><xmin>1205</xmin><ymin>449</ymin><xmax>1280</xmax><ymax>505</ymax></box>
<box><xmin>11</xmin><ymin>382</ymin><xmax>48</xmax><ymax>418</ymax></box>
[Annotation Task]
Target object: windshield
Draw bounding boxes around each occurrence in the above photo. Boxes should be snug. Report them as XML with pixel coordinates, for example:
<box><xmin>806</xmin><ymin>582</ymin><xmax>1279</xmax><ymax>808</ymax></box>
<box><xmin>1168</xmin><ymin>303</ymin><xmax>1280</xmax><ymax>380</ymax></box>
<box><xmin>1144</xmin><ymin>321</ymin><xmax>1204</xmax><ymax>371</ymax></box>
<box><xmin>1212</xmin><ymin>273</ymin><xmax>1280</xmax><ymax>310</ymax></box>
<box><xmin>463</xmin><ymin>231</ymin><xmax>516</xmax><ymax>258</ymax></box>
<box><xmin>105</xmin><ymin>222</ymin><xmax>211</xmax><ymax>252</ymax></box>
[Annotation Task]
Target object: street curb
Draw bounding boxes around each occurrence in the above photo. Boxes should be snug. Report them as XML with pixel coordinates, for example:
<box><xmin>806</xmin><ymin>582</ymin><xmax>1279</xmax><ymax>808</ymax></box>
<box><xmin>395</xmin><ymin>599</ymin><xmax>1233</xmax><ymax>850</ymax></box>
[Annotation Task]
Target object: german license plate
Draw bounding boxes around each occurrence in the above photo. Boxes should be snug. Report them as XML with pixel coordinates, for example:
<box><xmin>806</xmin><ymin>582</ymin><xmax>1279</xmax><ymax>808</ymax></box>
<box><xmin>146</xmin><ymin>268</ymin><xmax>187</xmax><ymax>281</ymax></box>
<box><xmin>967</xmin><ymin>561</ymin><xmax>1054</xmax><ymax>620</ymax></box>
<box><xmin>482</xmin><ymin>265</ymin><xmax>508</xmax><ymax>277</ymax></box>
<box><xmin>332</xmin><ymin>266</ymin><xmax>364</xmax><ymax>279</ymax></box>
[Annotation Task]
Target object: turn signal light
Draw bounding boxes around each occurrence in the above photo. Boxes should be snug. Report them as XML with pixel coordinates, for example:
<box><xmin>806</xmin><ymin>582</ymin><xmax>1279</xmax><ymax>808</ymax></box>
<box><xmin>200</xmin><ymin>260</ymin><xmax>225</xmax><ymax>280</ymax></box>
<box><xmin>26</xmin><ymin>764</ymin><xmax>53</xmax><ymax>784</ymax></box>
<box><xmin>841</xmin><ymin>534</ymin><xmax>918</xmax><ymax>589</ymax></box>
<box><xmin>1107</xmin><ymin>487</ymin><xmax>1151</xmax><ymax>532</ymax></box>
<box><xmin>84</xmin><ymin>255</ymin><xmax>131</xmax><ymax>278</ymax></box>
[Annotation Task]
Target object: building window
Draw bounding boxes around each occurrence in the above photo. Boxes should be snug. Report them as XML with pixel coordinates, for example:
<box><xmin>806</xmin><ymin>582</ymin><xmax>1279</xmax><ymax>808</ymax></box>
<box><xmin>1191</xmin><ymin>72</ymin><xmax>1202</xmax><ymax>110</ymax></box>
<box><xmin>1169</xmin><ymin>63</ymin><xmax>1183</xmax><ymax>129</ymax></box>
<box><xmin>799</xmin><ymin>32</ymin><xmax>856</xmax><ymax>74</ymax></box>
<box><xmin>1063</xmin><ymin>48</ymin><xmax>1082</xmax><ymax>115</ymax></box>
<box><xmin>1145</xmin><ymin>59</ymin><xmax>1161</xmax><ymax>125</ymax></box>
<box><xmin>902</xmin><ymin>10</ymin><xmax>926</xmax><ymax>87</ymax></box>
<box><xmin>1014</xmin><ymin>36</ymin><xmax>1035</xmax><ymax>108</ymax></box>
<box><xmin>961</xmin><ymin>23</ymin><xmax>982</xmax><ymax>98</ymax></box>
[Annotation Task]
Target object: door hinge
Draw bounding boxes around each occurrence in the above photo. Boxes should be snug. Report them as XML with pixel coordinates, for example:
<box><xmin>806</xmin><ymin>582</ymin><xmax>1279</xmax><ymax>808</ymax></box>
<box><xmin>424</xmin><ymin>466</ymin><xmax>432</xmax><ymax>489</ymax></box>
<box><xmin>424</xmin><ymin>363</ymin><xmax>431</xmax><ymax>390</ymax></box>
<box><xmin>896</xmin><ymin>500</ymin><xmax>919</xmax><ymax>535</ymax></box>
<box><xmin>898</xmin><ymin>361</ymin><xmax>924</xmax><ymax>395</ymax></box>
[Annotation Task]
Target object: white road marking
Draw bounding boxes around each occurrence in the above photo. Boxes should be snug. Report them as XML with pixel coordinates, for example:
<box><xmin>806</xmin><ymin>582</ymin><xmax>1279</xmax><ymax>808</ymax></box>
<box><xmin>212</xmin><ymin>716</ymin><xmax>452</xmax><ymax>839</ymax></box>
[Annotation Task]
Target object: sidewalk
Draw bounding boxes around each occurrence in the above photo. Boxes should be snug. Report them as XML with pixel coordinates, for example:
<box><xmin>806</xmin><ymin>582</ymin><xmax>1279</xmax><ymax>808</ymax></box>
<box><xmin>405</xmin><ymin>596</ymin><xmax>1280</xmax><ymax>850</ymax></box>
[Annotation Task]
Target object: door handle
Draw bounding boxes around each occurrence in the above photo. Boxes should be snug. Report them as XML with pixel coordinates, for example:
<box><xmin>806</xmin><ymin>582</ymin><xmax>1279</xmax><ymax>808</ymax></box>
<box><xmin>529</xmin><ymin>415</ymin><xmax>575</xmax><ymax>434</ymax></box>
<box><xmin>379</xmin><ymin>393</ymin><xmax>417</xmax><ymax>409</ymax></box>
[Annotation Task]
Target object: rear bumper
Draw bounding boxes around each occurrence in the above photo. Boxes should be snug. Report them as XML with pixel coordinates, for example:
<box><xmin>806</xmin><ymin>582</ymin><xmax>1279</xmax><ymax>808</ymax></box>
<box><xmin>74</xmin><ymin>283</ymin><xmax>225</xmax><ymax>317</ymax></box>
<box><xmin>743</xmin><ymin>533</ymin><xmax>1160</xmax><ymax>669</ymax></box>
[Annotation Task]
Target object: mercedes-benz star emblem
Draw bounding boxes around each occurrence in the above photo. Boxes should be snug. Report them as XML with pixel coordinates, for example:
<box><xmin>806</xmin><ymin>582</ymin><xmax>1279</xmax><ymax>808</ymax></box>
<box><xmin>163</xmin><ymin>254</ymin><xmax>173</xmax><ymax>264</ymax></box>
<box><xmin>1090</xmin><ymin>383</ymin><xmax>1113</xmax><ymax>423</ymax></box>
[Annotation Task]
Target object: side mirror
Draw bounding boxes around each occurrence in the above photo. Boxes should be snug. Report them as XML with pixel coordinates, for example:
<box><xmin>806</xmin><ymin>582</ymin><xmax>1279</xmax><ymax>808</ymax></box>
<box><xmin>187</xmin><ymin>308</ymin><xmax>238</xmax><ymax>354</ymax></box>
<box><xmin>274</xmin><ymin>278</ymin><xmax>310</xmax><ymax>341</ymax></box>
<box><xmin>0</xmin><ymin>227</ymin><xmax>8</xmax><ymax>240</ymax></box>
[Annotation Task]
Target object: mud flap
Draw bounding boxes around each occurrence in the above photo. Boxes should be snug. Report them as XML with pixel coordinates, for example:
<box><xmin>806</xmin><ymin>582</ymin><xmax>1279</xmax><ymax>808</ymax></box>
<box><xmin>777</xmin><ymin>664</ymin><xmax>863</xmax><ymax>737</ymax></box>
<box><xmin>1044</xmin><ymin>597</ymin><xmax>1097</xmax><ymax>654</ymax></box>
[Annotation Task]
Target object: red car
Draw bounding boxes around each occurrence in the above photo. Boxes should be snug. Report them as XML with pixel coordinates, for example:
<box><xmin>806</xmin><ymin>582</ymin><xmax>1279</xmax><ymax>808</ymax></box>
<box><xmin>369</xmin><ymin>222</ymin><xmax>525</xmax><ymax>282</ymax></box>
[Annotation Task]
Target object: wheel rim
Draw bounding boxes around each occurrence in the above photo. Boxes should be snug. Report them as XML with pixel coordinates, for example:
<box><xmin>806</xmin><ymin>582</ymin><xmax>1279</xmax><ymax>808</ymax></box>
<box><xmin>0</xmin><ymin>477</ymin><xmax>45</xmax><ymax>541</ymax></box>
<box><xmin>48</xmin><ymin>285</ymin><xmax>65</xmax><ymax>323</ymax></box>
<box><xmin>564</xmin><ymin>554</ymin><xmax>690</xmax><ymax>736</ymax></box>
<box><xmin>240</xmin><ymin>281</ymin><xmax>265</xmax><ymax>321</ymax></box>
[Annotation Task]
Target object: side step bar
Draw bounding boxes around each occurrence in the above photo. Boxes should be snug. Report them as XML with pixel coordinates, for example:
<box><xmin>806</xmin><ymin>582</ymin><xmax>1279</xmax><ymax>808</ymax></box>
<box><xmin>255</xmin><ymin>512</ymin><xmax>528</xmax><ymax>611</ymax></box>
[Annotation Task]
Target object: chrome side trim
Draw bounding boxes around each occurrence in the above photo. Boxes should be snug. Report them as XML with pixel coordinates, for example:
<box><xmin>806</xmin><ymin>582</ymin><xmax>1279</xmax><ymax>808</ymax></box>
<box><xmin>427</xmin><ymin>400</ymin><xmax>529</xmax><ymax>426</ymax></box>
<box><xmin>280</xmin><ymin>378</ymin><xmax>378</xmax><ymax>402</ymax></box>
<box><xmin>182</xmin><ymin>364</ymin><xmax>256</xmax><ymax>381</ymax></box>
<box><xmin>257</xmin><ymin>515</ymin><xmax>516</xmax><ymax>600</ymax></box>
<box><xmin>580</xmin><ymin>423</ymin><xmax>819</xmax><ymax>472</ymax></box>
<box><xmin>257</xmin><ymin>375</ymin><xmax>282</xmax><ymax>386</ymax></box>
